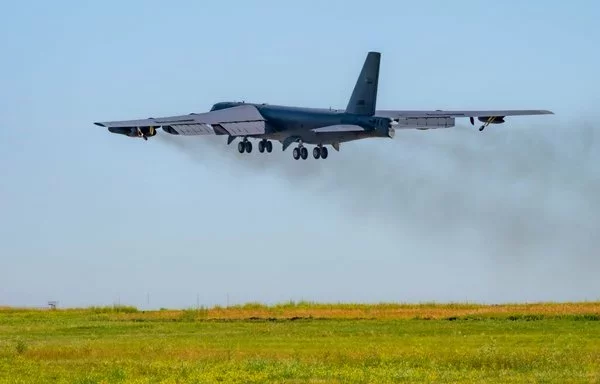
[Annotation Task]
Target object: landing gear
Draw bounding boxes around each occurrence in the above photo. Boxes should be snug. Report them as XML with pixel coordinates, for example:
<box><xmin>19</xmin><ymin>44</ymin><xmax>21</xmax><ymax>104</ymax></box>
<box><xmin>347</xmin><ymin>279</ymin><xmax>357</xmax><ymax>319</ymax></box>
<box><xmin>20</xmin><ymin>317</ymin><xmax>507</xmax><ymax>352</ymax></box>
<box><xmin>238</xmin><ymin>139</ymin><xmax>252</xmax><ymax>153</ymax></box>
<box><xmin>290</xmin><ymin>141</ymin><xmax>329</xmax><ymax>161</ymax></box>
<box><xmin>478</xmin><ymin>116</ymin><xmax>498</xmax><ymax>132</ymax></box>
<box><xmin>292</xmin><ymin>141</ymin><xmax>306</xmax><ymax>160</ymax></box>
<box><xmin>300</xmin><ymin>147</ymin><xmax>308</xmax><ymax>160</ymax></box>
<box><xmin>258</xmin><ymin>140</ymin><xmax>273</xmax><ymax>153</ymax></box>
<box><xmin>312</xmin><ymin>145</ymin><xmax>328</xmax><ymax>160</ymax></box>
<box><xmin>472</xmin><ymin>116</ymin><xmax>499</xmax><ymax>132</ymax></box>
<box><xmin>313</xmin><ymin>147</ymin><xmax>321</xmax><ymax>159</ymax></box>
<box><xmin>292</xmin><ymin>144</ymin><xmax>308</xmax><ymax>160</ymax></box>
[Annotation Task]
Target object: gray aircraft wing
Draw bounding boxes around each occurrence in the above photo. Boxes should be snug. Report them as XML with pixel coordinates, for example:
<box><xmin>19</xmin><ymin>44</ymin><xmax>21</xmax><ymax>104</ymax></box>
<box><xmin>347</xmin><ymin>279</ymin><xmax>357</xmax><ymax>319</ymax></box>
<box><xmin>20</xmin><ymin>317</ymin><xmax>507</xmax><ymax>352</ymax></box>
<box><xmin>376</xmin><ymin>109</ymin><xmax>553</xmax><ymax>129</ymax></box>
<box><xmin>377</xmin><ymin>110</ymin><xmax>553</xmax><ymax>118</ymax></box>
<box><xmin>94</xmin><ymin>104</ymin><xmax>266</xmax><ymax>136</ymax></box>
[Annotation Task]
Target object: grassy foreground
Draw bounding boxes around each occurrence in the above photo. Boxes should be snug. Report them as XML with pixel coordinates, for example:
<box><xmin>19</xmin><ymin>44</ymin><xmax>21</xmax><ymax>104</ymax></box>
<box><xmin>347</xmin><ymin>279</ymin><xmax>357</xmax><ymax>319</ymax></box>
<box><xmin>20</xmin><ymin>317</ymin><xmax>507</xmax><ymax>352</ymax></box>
<box><xmin>1</xmin><ymin>302</ymin><xmax>599</xmax><ymax>383</ymax></box>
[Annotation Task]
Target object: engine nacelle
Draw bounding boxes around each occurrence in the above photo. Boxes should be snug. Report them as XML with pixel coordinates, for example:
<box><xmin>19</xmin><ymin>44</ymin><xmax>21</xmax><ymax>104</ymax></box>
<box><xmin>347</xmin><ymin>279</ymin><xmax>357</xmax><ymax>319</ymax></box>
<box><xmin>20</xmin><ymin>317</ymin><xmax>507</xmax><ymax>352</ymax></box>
<box><xmin>108</xmin><ymin>126</ymin><xmax>157</xmax><ymax>139</ymax></box>
<box><xmin>477</xmin><ymin>116</ymin><xmax>505</xmax><ymax>124</ymax></box>
<box><xmin>135</xmin><ymin>126</ymin><xmax>157</xmax><ymax>138</ymax></box>
<box><xmin>162</xmin><ymin>125</ymin><xmax>179</xmax><ymax>135</ymax></box>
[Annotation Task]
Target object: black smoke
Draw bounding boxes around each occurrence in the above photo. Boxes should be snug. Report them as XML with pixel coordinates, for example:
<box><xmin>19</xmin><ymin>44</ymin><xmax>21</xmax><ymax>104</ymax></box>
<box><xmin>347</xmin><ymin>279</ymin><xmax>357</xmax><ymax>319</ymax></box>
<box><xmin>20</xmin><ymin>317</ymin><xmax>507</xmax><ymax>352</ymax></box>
<box><xmin>157</xmin><ymin>121</ymin><xmax>600</xmax><ymax>300</ymax></box>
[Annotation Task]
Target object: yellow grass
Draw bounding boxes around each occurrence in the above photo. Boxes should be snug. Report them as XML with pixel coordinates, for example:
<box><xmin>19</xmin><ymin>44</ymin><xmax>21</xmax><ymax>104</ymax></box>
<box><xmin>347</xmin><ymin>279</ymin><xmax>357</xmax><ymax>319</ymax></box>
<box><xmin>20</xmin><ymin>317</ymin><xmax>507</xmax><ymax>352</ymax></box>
<box><xmin>2</xmin><ymin>301</ymin><xmax>599</xmax><ymax>321</ymax></box>
<box><xmin>1</xmin><ymin>302</ymin><xmax>599</xmax><ymax>383</ymax></box>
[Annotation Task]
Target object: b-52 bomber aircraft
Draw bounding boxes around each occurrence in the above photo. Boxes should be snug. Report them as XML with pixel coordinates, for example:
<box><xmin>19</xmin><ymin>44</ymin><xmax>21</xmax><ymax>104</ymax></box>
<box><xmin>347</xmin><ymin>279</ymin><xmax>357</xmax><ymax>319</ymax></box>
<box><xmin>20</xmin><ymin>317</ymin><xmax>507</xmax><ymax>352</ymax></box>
<box><xmin>94</xmin><ymin>51</ymin><xmax>553</xmax><ymax>160</ymax></box>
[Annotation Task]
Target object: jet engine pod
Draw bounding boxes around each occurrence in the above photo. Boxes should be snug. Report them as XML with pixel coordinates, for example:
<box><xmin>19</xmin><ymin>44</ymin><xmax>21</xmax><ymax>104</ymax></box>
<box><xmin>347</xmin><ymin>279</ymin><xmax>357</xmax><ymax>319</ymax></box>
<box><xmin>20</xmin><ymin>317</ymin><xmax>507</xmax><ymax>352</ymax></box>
<box><xmin>107</xmin><ymin>126</ymin><xmax>158</xmax><ymax>139</ymax></box>
<box><xmin>144</xmin><ymin>126</ymin><xmax>157</xmax><ymax>137</ymax></box>
<box><xmin>162</xmin><ymin>125</ymin><xmax>179</xmax><ymax>135</ymax></box>
<box><xmin>477</xmin><ymin>116</ymin><xmax>505</xmax><ymax>124</ymax></box>
<box><xmin>387</xmin><ymin>127</ymin><xmax>395</xmax><ymax>138</ymax></box>
<box><xmin>388</xmin><ymin>119</ymin><xmax>397</xmax><ymax>138</ymax></box>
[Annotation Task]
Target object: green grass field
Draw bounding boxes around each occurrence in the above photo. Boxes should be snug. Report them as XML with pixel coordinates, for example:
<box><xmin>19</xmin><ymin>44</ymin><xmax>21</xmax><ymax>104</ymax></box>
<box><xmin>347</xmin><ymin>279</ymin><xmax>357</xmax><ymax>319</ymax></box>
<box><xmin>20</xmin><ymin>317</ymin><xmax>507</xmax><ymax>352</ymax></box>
<box><xmin>1</xmin><ymin>303</ymin><xmax>599</xmax><ymax>383</ymax></box>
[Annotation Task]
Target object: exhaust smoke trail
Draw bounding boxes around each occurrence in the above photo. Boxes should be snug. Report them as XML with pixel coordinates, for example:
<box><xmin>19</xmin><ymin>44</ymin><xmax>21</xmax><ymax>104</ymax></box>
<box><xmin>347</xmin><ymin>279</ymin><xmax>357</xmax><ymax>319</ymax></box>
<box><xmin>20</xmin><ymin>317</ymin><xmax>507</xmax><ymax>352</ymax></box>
<box><xmin>157</xmin><ymin>121</ymin><xmax>600</xmax><ymax>300</ymax></box>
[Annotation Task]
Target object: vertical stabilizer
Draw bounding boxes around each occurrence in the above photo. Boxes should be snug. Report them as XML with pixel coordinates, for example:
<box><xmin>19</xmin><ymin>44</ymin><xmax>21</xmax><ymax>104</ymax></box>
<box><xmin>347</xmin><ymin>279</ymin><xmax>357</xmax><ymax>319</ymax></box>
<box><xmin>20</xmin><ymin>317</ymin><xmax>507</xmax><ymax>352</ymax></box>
<box><xmin>345</xmin><ymin>51</ymin><xmax>381</xmax><ymax>116</ymax></box>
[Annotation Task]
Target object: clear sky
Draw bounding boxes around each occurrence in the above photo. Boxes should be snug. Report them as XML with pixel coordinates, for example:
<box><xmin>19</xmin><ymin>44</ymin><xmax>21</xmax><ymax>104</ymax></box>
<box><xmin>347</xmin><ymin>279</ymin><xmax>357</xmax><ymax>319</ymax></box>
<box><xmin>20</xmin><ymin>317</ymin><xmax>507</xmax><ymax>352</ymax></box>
<box><xmin>1</xmin><ymin>1</ymin><xmax>599</xmax><ymax>309</ymax></box>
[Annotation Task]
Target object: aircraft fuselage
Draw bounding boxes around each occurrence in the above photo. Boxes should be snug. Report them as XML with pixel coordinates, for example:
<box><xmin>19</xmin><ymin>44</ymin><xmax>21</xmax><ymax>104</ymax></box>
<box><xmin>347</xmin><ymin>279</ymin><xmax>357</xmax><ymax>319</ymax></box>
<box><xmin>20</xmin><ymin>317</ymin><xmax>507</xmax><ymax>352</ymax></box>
<box><xmin>211</xmin><ymin>102</ymin><xmax>394</xmax><ymax>145</ymax></box>
<box><xmin>95</xmin><ymin>51</ymin><xmax>552</xmax><ymax>161</ymax></box>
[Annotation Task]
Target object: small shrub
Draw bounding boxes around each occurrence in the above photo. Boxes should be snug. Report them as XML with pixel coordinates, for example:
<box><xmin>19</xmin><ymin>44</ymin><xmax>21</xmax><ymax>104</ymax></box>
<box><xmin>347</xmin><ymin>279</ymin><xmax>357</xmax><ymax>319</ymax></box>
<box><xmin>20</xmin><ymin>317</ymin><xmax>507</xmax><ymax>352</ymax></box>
<box><xmin>15</xmin><ymin>340</ymin><xmax>27</xmax><ymax>355</ymax></box>
<box><xmin>108</xmin><ymin>367</ymin><xmax>126</xmax><ymax>381</ymax></box>
<box><xmin>507</xmin><ymin>314</ymin><xmax>545</xmax><ymax>321</ymax></box>
<box><xmin>180</xmin><ymin>309</ymin><xmax>198</xmax><ymax>322</ymax></box>
<box><xmin>89</xmin><ymin>305</ymin><xmax>138</xmax><ymax>314</ymax></box>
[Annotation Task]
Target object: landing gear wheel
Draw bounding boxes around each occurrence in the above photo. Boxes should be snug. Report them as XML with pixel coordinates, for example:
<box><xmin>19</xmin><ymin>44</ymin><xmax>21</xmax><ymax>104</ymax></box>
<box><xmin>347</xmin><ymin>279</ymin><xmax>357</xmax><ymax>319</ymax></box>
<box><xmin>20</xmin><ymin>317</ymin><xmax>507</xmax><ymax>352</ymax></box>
<box><xmin>265</xmin><ymin>140</ymin><xmax>273</xmax><ymax>153</ymax></box>
<box><xmin>238</xmin><ymin>141</ymin><xmax>245</xmax><ymax>153</ymax></box>
<box><xmin>479</xmin><ymin>125</ymin><xmax>485</xmax><ymax>132</ymax></box>
<box><xmin>292</xmin><ymin>147</ymin><xmax>300</xmax><ymax>160</ymax></box>
<box><xmin>258</xmin><ymin>140</ymin><xmax>265</xmax><ymax>153</ymax></box>
<box><xmin>321</xmin><ymin>147</ymin><xmax>328</xmax><ymax>159</ymax></box>
<box><xmin>300</xmin><ymin>147</ymin><xmax>308</xmax><ymax>160</ymax></box>
<box><xmin>313</xmin><ymin>147</ymin><xmax>321</xmax><ymax>159</ymax></box>
<box><xmin>245</xmin><ymin>141</ymin><xmax>252</xmax><ymax>153</ymax></box>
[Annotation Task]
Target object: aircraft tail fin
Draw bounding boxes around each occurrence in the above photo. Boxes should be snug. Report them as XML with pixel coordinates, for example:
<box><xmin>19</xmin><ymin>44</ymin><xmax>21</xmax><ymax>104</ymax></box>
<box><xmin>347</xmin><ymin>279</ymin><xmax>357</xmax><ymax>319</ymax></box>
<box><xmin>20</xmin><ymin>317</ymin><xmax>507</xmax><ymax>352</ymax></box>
<box><xmin>345</xmin><ymin>51</ymin><xmax>381</xmax><ymax>116</ymax></box>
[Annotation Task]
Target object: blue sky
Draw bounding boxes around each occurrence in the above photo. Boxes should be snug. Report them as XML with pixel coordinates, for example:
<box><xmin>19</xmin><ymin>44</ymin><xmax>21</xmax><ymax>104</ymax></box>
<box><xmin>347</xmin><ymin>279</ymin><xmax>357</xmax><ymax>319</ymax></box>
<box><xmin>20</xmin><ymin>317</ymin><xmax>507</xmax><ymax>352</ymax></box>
<box><xmin>1</xmin><ymin>1</ymin><xmax>599</xmax><ymax>308</ymax></box>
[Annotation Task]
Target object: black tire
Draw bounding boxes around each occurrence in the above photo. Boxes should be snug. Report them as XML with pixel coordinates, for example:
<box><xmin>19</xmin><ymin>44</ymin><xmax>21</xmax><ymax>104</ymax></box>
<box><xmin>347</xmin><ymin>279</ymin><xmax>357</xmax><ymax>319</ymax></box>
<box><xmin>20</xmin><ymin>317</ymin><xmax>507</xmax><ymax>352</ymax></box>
<box><xmin>313</xmin><ymin>147</ymin><xmax>321</xmax><ymax>159</ymax></box>
<box><xmin>321</xmin><ymin>147</ymin><xmax>328</xmax><ymax>159</ymax></box>
<box><xmin>258</xmin><ymin>140</ymin><xmax>265</xmax><ymax>153</ymax></box>
<box><xmin>238</xmin><ymin>141</ymin><xmax>245</xmax><ymax>153</ymax></box>
<box><xmin>300</xmin><ymin>147</ymin><xmax>308</xmax><ymax>160</ymax></box>
<box><xmin>245</xmin><ymin>141</ymin><xmax>252</xmax><ymax>153</ymax></box>
<box><xmin>292</xmin><ymin>147</ymin><xmax>300</xmax><ymax>160</ymax></box>
<box><xmin>266</xmin><ymin>140</ymin><xmax>273</xmax><ymax>153</ymax></box>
